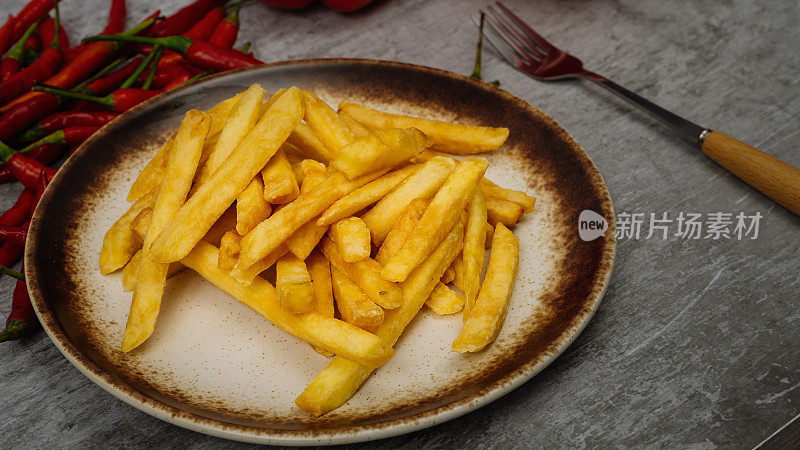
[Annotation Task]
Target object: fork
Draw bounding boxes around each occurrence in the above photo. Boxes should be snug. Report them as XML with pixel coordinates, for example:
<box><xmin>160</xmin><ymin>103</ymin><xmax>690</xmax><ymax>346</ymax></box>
<box><xmin>476</xmin><ymin>2</ymin><xmax>800</xmax><ymax>217</ymax></box>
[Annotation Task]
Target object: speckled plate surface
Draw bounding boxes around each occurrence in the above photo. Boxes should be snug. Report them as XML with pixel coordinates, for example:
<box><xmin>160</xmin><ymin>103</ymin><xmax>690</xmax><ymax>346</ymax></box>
<box><xmin>25</xmin><ymin>59</ymin><xmax>615</xmax><ymax>445</ymax></box>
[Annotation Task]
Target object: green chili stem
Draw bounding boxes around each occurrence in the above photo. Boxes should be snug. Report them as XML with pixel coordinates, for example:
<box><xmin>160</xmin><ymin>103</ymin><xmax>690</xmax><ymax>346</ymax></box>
<box><xmin>0</xmin><ymin>265</ymin><xmax>25</xmax><ymax>282</ymax></box>
<box><xmin>142</xmin><ymin>45</ymin><xmax>163</xmax><ymax>90</ymax></box>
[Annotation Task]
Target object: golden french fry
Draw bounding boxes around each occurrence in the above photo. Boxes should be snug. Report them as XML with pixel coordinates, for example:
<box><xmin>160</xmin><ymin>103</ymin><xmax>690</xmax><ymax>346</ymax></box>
<box><xmin>452</xmin><ymin>223</ymin><xmax>519</xmax><ymax>352</ymax></box>
<box><xmin>261</xmin><ymin>147</ymin><xmax>300</xmax><ymax>204</ymax></box>
<box><xmin>307</xmin><ymin>249</ymin><xmax>335</xmax><ymax>357</ymax></box>
<box><xmin>218</xmin><ymin>230</ymin><xmax>240</xmax><ymax>270</ymax></box>
<box><xmin>480</xmin><ymin>178</ymin><xmax>536</xmax><ymax>213</ymax></box>
<box><xmin>287</xmin><ymin>122</ymin><xmax>333</xmax><ymax>163</ymax></box>
<box><xmin>236</xmin><ymin>176</ymin><xmax>271</xmax><ymax>235</ymax></box>
<box><xmin>122</xmin><ymin>250</ymin><xmax>184</xmax><ymax>291</ymax></box>
<box><xmin>485</xmin><ymin>193</ymin><xmax>525</xmax><ymax>227</ymax></box>
<box><xmin>362</xmin><ymin>156</ymin><xmax>455</xmax><ymax>245</ymax></box>
<box><xmin>276</xmin><ymin>253</ymin><xmax>314</xmax><ymax>314</ymax></box>
<box><xmin>441</xmin><ymin>266</ymin><xmax>455</xmax><ymax>284</ymax></box>
<box><xmin>317</xmin><ymin>164</ymin><xmax>420</xmax><ymax>226</ymax></box>
<box><xmin>295</xmin><ymin>219</ymin><xmax>463</xmax><ymax>416</ymax></box>
<box><xmin>181</xmin><ymin>241</ymin><xmax>394</xmax><ymax>368</ymax></box>
<box><xmin>339</xmin><ymin>102</ymin><xmax>509</xmax><ymax>155</ymax></box>
<box><xmin>381</xmin><ymin>158</ymin><xmax>488</xmax><ymax>282</ymax></box>
<box><xmin>338</xmin><ymin>109</ymin><xmax>370</xmax><ymax>138</ymax></box>
<box><xmin>292</xmin><ymin>158</ymin><xmax>327</xmax><ymax>188</ymax></box>
<box><xmin>235</xmin><ymin>244</ymin><xmax>289</xmax><ymax>284</ymax></box>
<box><xmin>194</xmin><ymin>84</ymin><xmax>266</xmax><ymax>189</ymax></box>
<box><xmin>331</xmin><ymin>267</ymin><xmax>384</xmax><ymax>332</ymax></box>
<box><xmin>426</xmin><ymin>283</ymin><xmax>464</xmax><ymax>315</ymax></box>
<box><xmin>122</xmin><ymin>109</ymin><xmax>211</xmax><ymax>352</ymax></box>
<box><xmin>451</xmin><ymin>253</ymin><xmax>466</xmax><ymax>293</ymax></box>
<box><xmin>301</xmin><ymin>90</ymin><xmax>354</xmax><ymax>156</ymax></box>
<box><xmin>485</xmin><ymin>222</ymin><xmax>494</xmax><ymax>247</ymax></box>
<box><xmin>99</xmin><ymin>190</ymin><xmax>157</xmax><ymax>274</ymax></box>
<box><xmin>462</xmin><ymin>185</ymin><xmax>487</xmax><ymax>318</ymax></box>
<box><xmin>233</xmin><ymin>170</ymin><xmax>385</xmax><ymax>280</ymax></box>
<box><xmin>329</xmin><ymin>217</ymin><xmax>371</xmax><ymax>262</ymax></box>
<box><xmin>285</xmin><ymin>168</ymin><xmax>329</xmax><ymax>260</ymax></box>
<box><xmin>374</xmin><ymin>197</ymin><xmax>428</xmax><ymax>266</ymax></box>
<box><xmin>329</xmin><ymin>128</ymin><xmax>428</xmax><ymax>180</ymax></box>
<box><xmin>320</xmin><ymin>237</ymin><xmax>401</xmax><ymax>309</ymax></box>
<box><xmin>149</xmin><ymin>87</ymin><xmax>304</xmax><ymax>264</ymax></box>
<box><xmin>129</xmin><ymin>207</ymin><xmax>152</xmax><ymax>244</ymax></box>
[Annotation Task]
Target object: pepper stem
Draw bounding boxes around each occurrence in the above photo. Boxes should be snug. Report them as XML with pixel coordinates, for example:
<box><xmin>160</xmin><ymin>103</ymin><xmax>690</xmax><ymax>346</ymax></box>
<box><xmin>81</xmin><ymin>34</ymin><xmax>191</xmax><ymax>56</ymax></box>
<box><xmin>240</xmin><ymin>41</ymin><xmax>251</xmax><ymax>53</ymax></box>
<box><xmin>19</xmin><ymin>130</ymin><xmax>66</xmax><ymax>153</ymax></box>
<box><xmin>32</xmin><ymin>84</ymin><xmax>114</xmax><ymax>109</ymax></box>
<box><xmin>142</xmin><ymin>46</ymin><xmax>163</xmax><ymax>90</ymax></box>
<box><xmin>51</xmin><ymin>0</ymin><xmax>60</xmax><ymax>50</ymax></box>
<box><xmin>0</xmin><ymin>140</ymin><xmax>17</xmax><ymax>164</ymax></box>
<box><xmin>0</xmin><ymin>265</ymin><xmax>25</xmax><ymax>281</ymax></box>
<box><xmin>120</xmin><ymin>44</ymin><xmax>162</xmax><ymax>89</ymax></box>
<box><xmin>470</xmin><ymin>12</ymin><xmax>500</xmax><ymax>86</ymax></box>
<box><xmin>5</xmin><ymin>20</ymin><xmax>40</xmax><ymax>60</ymax></box>
<box><xmin>0</xmin><ymin>319</ymin><xmax>31</xmax><ymax>342</ymax></box>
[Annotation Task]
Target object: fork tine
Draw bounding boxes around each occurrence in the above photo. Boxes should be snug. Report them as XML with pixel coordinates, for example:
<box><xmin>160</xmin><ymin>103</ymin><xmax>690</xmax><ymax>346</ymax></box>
<box><xmin>495</xmin><ymin>1</ymin><xmax>558</xmax><ymax>53</ymax></box>
<box><xmin>483</xmin><ymin>10</ymin><xmax>538</xmax><ymax>65</ymax></box>
<box><xmin>472</xmin><ymin>13</ymin><xmax>526</xmax><ymax>68</ymax></box>
<box><xmin>486</xmin><ymin>5</ymin><xmax>546</xmax><ymax>60</ymax></box>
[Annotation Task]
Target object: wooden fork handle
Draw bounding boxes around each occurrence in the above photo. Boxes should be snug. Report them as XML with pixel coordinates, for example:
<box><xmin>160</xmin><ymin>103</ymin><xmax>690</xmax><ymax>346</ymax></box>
<box><xmin>701</xmin><ymin>131</ymin><xmax>800</xmax><ymax>216</ymax></box>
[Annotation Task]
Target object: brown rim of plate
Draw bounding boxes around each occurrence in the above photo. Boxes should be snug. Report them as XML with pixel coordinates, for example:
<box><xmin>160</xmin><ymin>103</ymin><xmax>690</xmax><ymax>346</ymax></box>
<box><xmin>25</xmin><ymin>58</ymin><xmax>616</xmax><ymax>445</ymax></box>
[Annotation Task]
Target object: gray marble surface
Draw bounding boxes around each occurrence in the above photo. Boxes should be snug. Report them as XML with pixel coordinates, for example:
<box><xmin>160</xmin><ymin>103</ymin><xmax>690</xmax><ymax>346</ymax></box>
<box><xmin>1</xmin><ymin>0</ymin><xmax>799</xmax><ymax>448</ymax></box>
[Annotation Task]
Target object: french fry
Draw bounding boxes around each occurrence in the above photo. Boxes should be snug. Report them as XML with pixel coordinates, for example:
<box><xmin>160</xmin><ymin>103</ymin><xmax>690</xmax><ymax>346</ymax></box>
<box><xmin>205</xmin><ymin>206</ymin><xmax>237</xmax><ymax>246</ymax></box>
<box><xmin>381</xmin><ymin>158</ymin><xmax>488</xmax><ymax>282</ymax></box>
<box><xmin>362</xmin><ymin>156</ymin><xmax>455</xmax><ymax>245</ymax></box>
<box><xmin>426</xmin><ymin>283</ymin><xmax>464</xmax><ymax>315</ymax></box>
<box><xmin>301</xmin><ymin>90</ymin><xmax>354</xmax><ymax>156</ymax></box>
<box><xmin>181</xmin><ymin>241</ymin><xmax>394</xmax><ymax>368</ymax></box>
<box><xmin>276</xmin><ymin>253</ymin><xmax>314</xmax><ymax>314</ymax></box>
<box><xmin>149</xmin><ymin>87</ymin><xmax>304</xmax><ymax>264</ymax></box>
<box><xmin>485</xmin><ymin>193</ymin><xmax>525</xmax><ymax>227</ymax></box>
<box><xmin>285</xmin><ymin>168</ymin><xmax>329</xmax><ymax>260</ymax></box>
<box><xmin>485</xmin><ymin>222</ymin><xmax>494</xmax><ymax>247</ymax></box>
<box><xmin>452</xmin><ymin>223</ymin><xmax>519</xmax><ymax>352</ymax></box>
<box><xmin>329</xmin><ymin>217</ymin><xmax>371</xmax><ymax>262</ymax></box>
<box><xmin>99</xmin><ymin>190</ymin><xmax>157</xmax><ymax>274</ymax></box>
<box><xmin>287</xmin><ymin>122</ymin><xmax>333</xmax><ymax>163</ymax></box>
<box><xmin>329</xmin><ymin>128</ymin><xmax>428</xmax><ymax>180</ymax></box>
<box><xmin>462</xmin><ymin>185</ymin><xmax>488</xmax><ymax>318</ymax></box>
<box><xmin>236</xmin><ymin>176</ymin><xmax>271</xmax><ymax>235</ymax></box>
<box><xmin>339</xmin><ymin>102</ymin><xmax>509</xmax><ymax>155</ymax></box>
<box><xmin>441</xmin><ymin>266</ymin><xmax>455</xmax><ymax>284</ymax></box>
<box><xmin>261</xmin><ymin>147</ymin><xmax>300</xmax><ymax>204</ymax></box>
<box><xmin>374</xmin><ymin>197</ymin><xmax>428</xmax><ymax>266</ymax></box>
<box><xmin>480</xmin><ymin>178</ymin><xmax>536</xmax><ymax>213</ymax></box>
<box><xmin>331</xmin><ymin>266</ymin><xmax>384</xmax><ymax>332</ymax></box>
<box><xmin>218</xmin><ymin>230</ymin><xmax>240</xmax><ymax>270</ymax></box>
<box><xmin>235</xmin><ymin>244</ymin><xmax>289</xmax><ymax>284</ymax></box>
<box><xmin>317</xmin><ymin>164</ymin><xmax>420</xmax><ymax>226</ymax></box>
<box><xmin>129</xmin><ymin>207</ymin><xmax>153</xmax><ymax>244</ymax></box>
<box><xmin>122</xmin><ymin>250</ymin><xmax>184</xmax><ymax>291</ymax></box>
<box><xmin>122</xmin><ymin>109</ymin><xmax>210</xmax><ymax>352</ymax></box>
<box><xmin>451</xmin><ymin>253</ymin><xmax>466</xmax><ymax>293</ymax></box>
<box><xmin>307</xmin><ymin>249</ymin><xmax>335</xmax><ymax>357</ymax></box>
<box><xmin>194</xmin><ymin>84</ymin><xmax>266</xmax><ymax>189</ymax></box>
<box><xmin>295</xmin><ymin>219</ymin><xmax>463</xmax><ymax>416</ymax></box>
<box><xmin>125</xmin><ymin>92</ymin><xmax>245</xmax><ymax>203</ymax></box>
<box><xmin>233</xmin><ymin>170</ymin><xmax>385</xmax><ymax>281</ymax></box>
<box><xmin>338</xmin><ymin>109</ymin><xmax>370</xmax><ymax>138</ymax></box>
<box><xmin>320</xmin><ymin>237</ymin><xmax>401</xmax><ymax>309</ymax></box>
<box><xmin>292</xmin><ymin>158</ymin><xmax>327</xmax><ymax>188</ymax></box>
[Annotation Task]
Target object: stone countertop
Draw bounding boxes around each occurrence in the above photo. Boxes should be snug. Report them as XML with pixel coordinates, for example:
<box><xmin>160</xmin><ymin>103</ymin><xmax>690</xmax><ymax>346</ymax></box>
<box><xmin>1</xmin><ymin>0</ymin><xmax>798</xmax><ymax>448</ymax></box>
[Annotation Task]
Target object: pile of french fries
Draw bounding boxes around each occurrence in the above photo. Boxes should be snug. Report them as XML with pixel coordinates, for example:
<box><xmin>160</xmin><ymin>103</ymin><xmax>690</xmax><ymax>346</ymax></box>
<box><xmin>98</xmin><ymin>84</ymin><xmax>536</xmax><ymax>416</ymax></box>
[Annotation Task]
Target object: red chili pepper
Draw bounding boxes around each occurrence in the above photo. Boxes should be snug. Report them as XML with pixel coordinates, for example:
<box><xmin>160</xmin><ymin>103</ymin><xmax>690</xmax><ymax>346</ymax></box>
<box><xmin>0</xmin><ymin>140</ymin><xmax>57</xmax><ymax>190</ymax></box>
<box><xmin>0</xmin><ymin>224</ymin><xmax>27</xmax><ymax>246</ymax></box>
<box><xmin>16</xmin><ymin>110</ymin><xmax>117</xmax><ymax>142</ymax></box>
<box><xmin>0</xmin><ymin>274</ymin><xmax>36</xmax><ymax>342</ymax></box>
<box><xmin>209</xmin><ymin>2</ymin><xmax>242</xmax><ymax>49</ymax></box>
<box><xmin>0</xmin><ymin>92</ymin><xmax>61</xmax><ymax>141</ymax></box>
<box><xmin>184</xmin><ymin>7</ymin><xmax>225</xmax><ymax>40</ymax></box>
<box><xmin>101</xmin><ymin>0</ymin><xmax>127</xmax><ymax>35</ymax></box>
<box><xmin>151</xmin><ymin>0</ymin><xmax>226</xmax><ymax>37</ymax></box>
<box><xmin>258</xmin><ymin>0</ymin><xmax>315</xmax><ymax>9</ymax></box>
<box><xmin>84</xmin><ymin>34</ymin><xmax>264</xmax><ymax>72</ymax></box>
<box><xmin>12</xmin><ymin>0</ymin><xmax>59</xmax><ymax>41</ymax></box>
<box><xmin>0</xmin><ymin>13</ymin><xmax>158</xmax><ymax>114</ymax></box>
<box><xmin>34</xmin><ymin>85</ymin><xmax>161</xmax><ymax>113</ymax></box>
<box><xmin>321</xmin><ymin>0</ymin><xmax>374</xmax><ymax>13</ymax></box>
<box><xmin>83</xmin><ymin>56</ymin><xmax>142</xmax><ymax>96</ymax></box>
<box><xmin>37</xmin><ymin>17</ymin><xmax>69</xmax><ymax>50</ymax></box>
<box><xmin>0</xmin><ymin>144</ymin><xmax>63</xmax><ymax>183</ymax></box>
<box><xmin>0</xmin><ymin>21</ymin><xmax>40</xmax><ymax>82</ymax></box>
<box><xmin>0</xmin><ymin>16</ymin><xmax>15</xmax><ymax>56</ymax></box>
<box><xmin>0</xmin><ymin>189</ymin><xmax>34</xmax><ymax>266</ymax></box>
<box><xmin>0</xmin><ymin>2</ymin><xmax>63</xmax><ymax>105</ymax></box>
<box><xmin>154</xmin><ymin>63</ymin><xmax>191</xmax><ymax>89</ymax></box>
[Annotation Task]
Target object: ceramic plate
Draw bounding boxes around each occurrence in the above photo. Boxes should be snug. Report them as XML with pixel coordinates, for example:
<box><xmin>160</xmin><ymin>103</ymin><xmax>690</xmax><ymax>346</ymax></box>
<box><xmin>25</xmin><ymin>59</ymin><xmax>615</xmax><ymax>445</ymax></box>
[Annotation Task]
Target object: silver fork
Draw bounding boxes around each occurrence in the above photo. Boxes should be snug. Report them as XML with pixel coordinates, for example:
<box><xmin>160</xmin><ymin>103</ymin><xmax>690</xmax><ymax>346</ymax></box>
<box><xmin>476</xmin><ymin>2</ymin><xmax>800</xmax><ymax>217</ymax></box>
